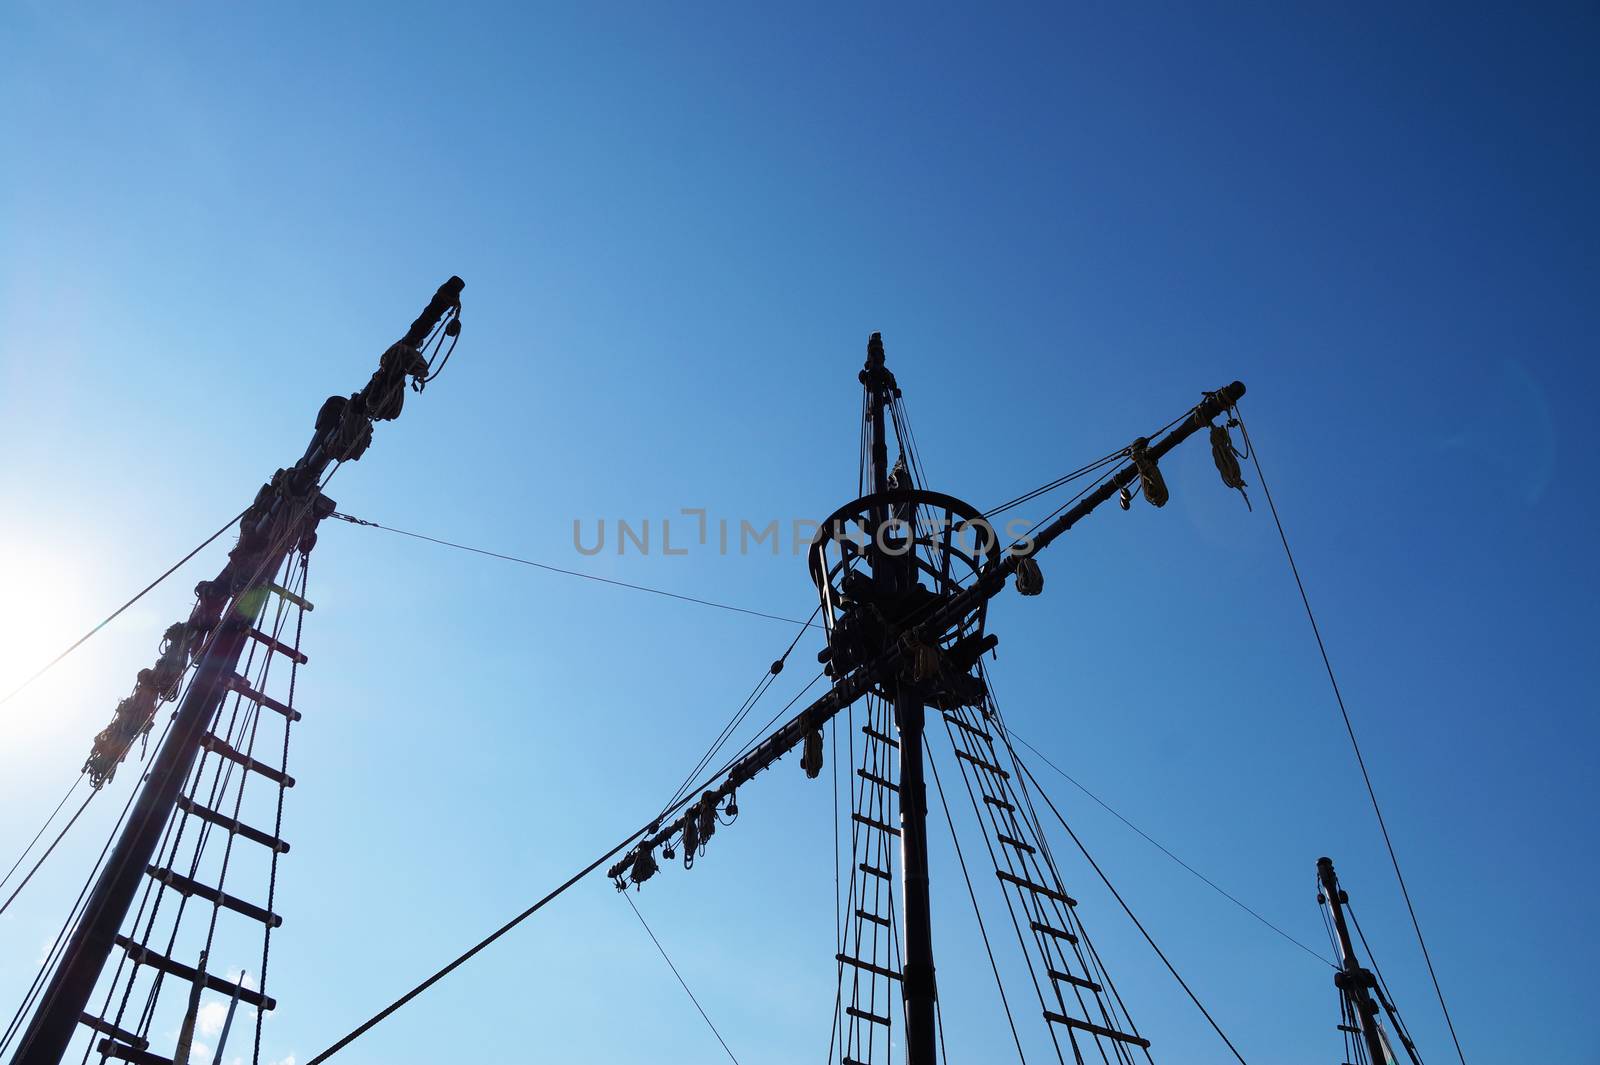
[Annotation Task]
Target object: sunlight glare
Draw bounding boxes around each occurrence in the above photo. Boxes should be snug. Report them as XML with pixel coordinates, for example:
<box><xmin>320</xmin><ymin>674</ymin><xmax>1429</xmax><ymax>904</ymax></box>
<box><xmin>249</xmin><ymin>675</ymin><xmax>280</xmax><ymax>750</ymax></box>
<box><xmin>0</xmin><ymin>540</ymin><xmax>95</xmax><ymax>702</ymax></box>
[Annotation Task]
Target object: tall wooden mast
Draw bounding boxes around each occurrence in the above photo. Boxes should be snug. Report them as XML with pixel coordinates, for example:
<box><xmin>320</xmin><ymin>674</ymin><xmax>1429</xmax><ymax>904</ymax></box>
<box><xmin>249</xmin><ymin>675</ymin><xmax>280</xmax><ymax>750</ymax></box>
<box><xmin>860</xmin><ymin>336</ymin><xmax>937</xmax><ymax>1064</ymax></box>
<box><xmin>613</xmin><ymin>328</ymin><xmax>1246</xmax><ymax>1063</ymax></box>
<box><xmin>9</xmin><ymin>278</ymin><xmax>464</xmax><ymax>1065</ymax></box>
<box><xmin>1318</xmin><ymin>856</ymin><xmax>1423</xmax><ymax>1065</ymax></box>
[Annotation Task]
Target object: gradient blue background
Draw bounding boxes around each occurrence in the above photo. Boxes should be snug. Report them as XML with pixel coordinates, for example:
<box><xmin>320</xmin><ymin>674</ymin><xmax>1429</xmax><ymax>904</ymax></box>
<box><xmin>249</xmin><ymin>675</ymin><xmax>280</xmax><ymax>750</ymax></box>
<box><xmin>2</xmin><ymin>4</ymin><xmax>1596</xmax><ymax>1063</ymax></box>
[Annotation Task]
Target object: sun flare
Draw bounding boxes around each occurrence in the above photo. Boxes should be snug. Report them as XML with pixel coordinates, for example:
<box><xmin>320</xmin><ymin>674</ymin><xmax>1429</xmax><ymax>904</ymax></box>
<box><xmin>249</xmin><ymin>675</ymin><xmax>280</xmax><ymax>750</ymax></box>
<box><xmin>0</xmin><ymin>541</ymin><xmax>95</xmax><ymax>698</ymax></box>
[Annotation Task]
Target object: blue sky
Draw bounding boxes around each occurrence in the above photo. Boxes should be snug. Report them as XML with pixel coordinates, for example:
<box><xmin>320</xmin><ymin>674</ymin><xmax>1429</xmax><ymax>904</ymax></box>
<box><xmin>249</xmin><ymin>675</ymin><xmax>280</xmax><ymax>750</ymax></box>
<box><xmin>2</xmin><ymin>3</ymin><xmax>1596</xmax><ymax>1063</ymax></box>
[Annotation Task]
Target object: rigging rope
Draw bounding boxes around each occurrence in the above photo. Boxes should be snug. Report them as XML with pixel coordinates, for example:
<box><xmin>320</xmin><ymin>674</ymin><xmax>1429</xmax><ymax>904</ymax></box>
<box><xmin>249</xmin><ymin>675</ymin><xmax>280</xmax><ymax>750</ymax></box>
<box><xmin>111</xmin><ymin>548</ymin><xmax>303</xmax><ymax>1058</ymax></box>
<box><xmin>654</xmin><ymin>604</ymin><xmax>820</xmax><ymax>825</ymax></box>
<box><xmin>304</xmin><ymin>668</ymin><xmax>828</xmax><ymax>1064</ymax></box>
<box><xmin>1004</xmin><ymin>466</ymin><xmax>1123</xmax><ymax>560</ymax></box>
<box><xmin>0</xmin><ymin>507</ymin><xmax>249</xmax><ymax>710</ymax></box>
<box><xmin>45</xmin><ymin>486</ymin><xmax>335</xmax><ymax>1063</ymax></box>
<box><xmin>0</xmin><ymin>790</ymin><xmax>95</xmax><ymax>919</ymax></box>
<box><xmin>1011</xmin><ymin>755</ymin><xmax>1252</xmax><ymax>1065</ymax></box>
<box><xmin>306</xmin><ymin>829</ymin><xmax>647</xmax><ymax>1064</ymax></box>
<box><xmin>981</xmin><ymin>401</ymin><xmax>1199</xmax><ymax>523</ymax></box>
<box><xmin>0</xmin><ymin>712</ymin><xmax>174</xmax><ymax>1058</ymax></box>
<box><xmin>30</xmin><ymin>379</ymin><xmax>1462</xmax><ymax>1061</ymax></box>
<box><xmin>8</xmin><ymin>464</ymin><xmax>340</xmax><ymax>1063</ymax></box>
<box><xmin>721</xmin><ymin>670</ymin><xmax>829</xmax><ymax>768</ymax></box>
<box><xmin>935</xmin><ymin>710</ymin><xmax>1075</xmax><ymax>1065</ymax></box>
<box><xmin>1234</xmin><ymin>407</ymin><xmax>1468</xmax><ymax>1065</ymax></box>
<box><xmin>257</xmin><ymin>551</ymin><xmax>308</xmax><ymax>1065</ymax></box>
<box><xmin>826</xmin><ymin>712</ymin><xmax>843</xmax><ymax>1063</ymax></box>
<box><xmin>0</xmin><ymin>775</ymin><xmax>84</xmax><ymax>900</ymax></box>
<box><xmin>981</xmin><ymin>446</ymin><xmax>1126</xmax><ymax>521</ymax></box>
<box><xmin>1005</xmin><ymin>728</ymin><xmax>1331</xmax><ymax>968</ymax></box>
<box><xmin>623</xmin><ymin>893</ymin><xmax>742</xmax><ymax>1065</ymax></box>
<box><xmin>1348</xmin><ymin>901</ymin><xmax>1424</xmax><ymax>1065</ymax></box>
<box><xmin>925</xmin><ymin>745</ymin><xmax>1027</xmax><ymax>1064</ymax></box>
<box><xmin>327</xmin><ymin>513</ymin><xmax>823</xmax><ymax>628</ymax></box>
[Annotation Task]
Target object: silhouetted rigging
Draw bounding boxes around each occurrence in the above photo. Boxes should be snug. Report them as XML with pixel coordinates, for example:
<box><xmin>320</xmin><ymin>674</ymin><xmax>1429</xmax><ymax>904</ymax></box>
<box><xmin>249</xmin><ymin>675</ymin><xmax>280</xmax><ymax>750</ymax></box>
<box><xmin>1</xmin><ymin>288</ymin><xmax>1465</xmax><ymax>1065</ymax></box>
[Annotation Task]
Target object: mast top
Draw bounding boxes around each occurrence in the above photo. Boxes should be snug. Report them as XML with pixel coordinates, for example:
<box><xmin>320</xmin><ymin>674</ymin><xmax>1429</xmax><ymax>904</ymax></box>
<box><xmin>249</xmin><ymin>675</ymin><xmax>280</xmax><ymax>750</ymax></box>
<box><xmin>859</xmin><ymin>331</ymin><xmax>900</xmax><ymax>397</ymax></box>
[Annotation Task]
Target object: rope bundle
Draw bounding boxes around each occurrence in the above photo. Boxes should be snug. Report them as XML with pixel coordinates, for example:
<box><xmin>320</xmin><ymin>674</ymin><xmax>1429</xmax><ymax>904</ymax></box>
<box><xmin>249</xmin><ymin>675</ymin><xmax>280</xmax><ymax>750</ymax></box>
<box><xmin>1208</xmin><ymin>416</ymin><xmax>1252</xmax><ymax>510</ymax></box>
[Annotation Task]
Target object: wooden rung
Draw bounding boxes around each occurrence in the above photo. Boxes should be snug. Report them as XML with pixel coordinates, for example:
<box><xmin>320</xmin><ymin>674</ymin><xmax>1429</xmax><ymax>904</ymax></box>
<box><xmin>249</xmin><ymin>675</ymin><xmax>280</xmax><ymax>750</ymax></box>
<box><xmin>836</xmin><ymin>954</ymin><xmax>902</xmax><ymax>981</ymax></box>
<box><xmin>954</xmin><ymin>748</ymin><xmax>1010</xmax><ymax>779</ymax></box>
<box><xmin>943</xmin><ymin>713</ymin><xmax>992</xmax><ymax>740</ymax></box>
<box><xmin>246</xmin><ymin>627</ymin><xmax>308</xmax><ymax>665</ymax></box>
<box><xmin>114</xmin><ymin>936</ymin><xmax>276</xmax><ymax>1011</ymax></box>
<box><xmin>146</xmin><ymin>867</ymin><xmax>281</xmax><ymax>927</ymax></box>
<box><xmin>225</xmin><ymin>675</ymin><xmax>301</xmax><ymax>721</ymax></box>
<box><xmin>861</xmin><ymin>725</ymin><xmax>899</xmax><ymax>749</ymax></box>
<box><xmin>857</xmin><ymin>769</ymin><xmax>898</xmax><ymax>792</ymax></box>
<box><xmin>81</xmin><ymin>1013</ymin><xmax>148</xmax><ymax>1051</ymax></box>
<box><xmin>1030</xmin><ymin>920</ymin><xmax>1079</xmax><ymax>944</ymax></box>
<box><xmin>858</xmin><ymin>862</ymin><xmax>891</xmax><ymax>881</ymax></box>
<box><xmin>847</xmin><ymin>1006</ymin><xmax>891</xmax><ymax>1026</ymax></box>
<box><xmin>998</xmin><ymin>870</ymin><xmax>1076</xmax><ymax>906</ymax></box>
<box><xmin>996</xmin><ymin>833</ymin><xmax>1036</xmax><ymax>855</ymax></box>
<box><xmin>199</xmin><ymin>733</ymin><xmax>295</xmax><ymax>788</ymax></box>
<box><xmin>176</xmin><ymin>795</ymin><xmax>289</xmax><ymax>854</ymax></box>
<box><xmin>263</xmin><ymin>582</ymin><xmax>313</xmax><ymax>611</ymax></box>
<box><xmin>1048</xmin><ymin>968</ymin><xmax>1102</xmax><ymax>992</ymax></box>
<box><xmin>1043</xmin><ymin>1012</ymin><xmax>1150</xmax><ymax>1048</ymax></box>
<box><xmin>854</xmin><ymin>908</ymin><xmax>891</xmax><ymax>928</ymax></box>
<box><xmin>851</xmin><ymin>812</ymin><xmax>901</xmax><ymax>837</ymax></box>
<box><xmin>96</xmin><ymin>1040</ymin><xmax>173</xmax><ymax>1065</ymax></box>
<box><xmin>982</xmin><ymin>795</ymin><xmax>1016</xmax><ymax>813</ymax></box>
